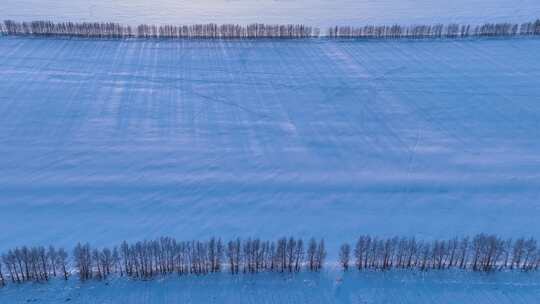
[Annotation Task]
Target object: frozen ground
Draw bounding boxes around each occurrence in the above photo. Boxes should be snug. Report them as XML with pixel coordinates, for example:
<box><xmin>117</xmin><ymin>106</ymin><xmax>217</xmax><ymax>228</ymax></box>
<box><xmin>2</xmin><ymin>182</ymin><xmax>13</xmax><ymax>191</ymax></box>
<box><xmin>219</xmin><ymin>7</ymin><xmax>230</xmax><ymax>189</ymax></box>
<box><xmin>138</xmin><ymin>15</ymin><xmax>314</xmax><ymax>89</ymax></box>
<box><xmin>2</xmin><ymin>0</ymin><xmax>540</xmax><ymax>28</ymax></box>
<box><xmin>1</xmin><ymin>37</ymin><xmax>540</xmax><ymax>254</ymax></box>
<box><xmin>1</xmin><ymin>270</ymin><xmax>540</xmax><ymax>304</ymax></box>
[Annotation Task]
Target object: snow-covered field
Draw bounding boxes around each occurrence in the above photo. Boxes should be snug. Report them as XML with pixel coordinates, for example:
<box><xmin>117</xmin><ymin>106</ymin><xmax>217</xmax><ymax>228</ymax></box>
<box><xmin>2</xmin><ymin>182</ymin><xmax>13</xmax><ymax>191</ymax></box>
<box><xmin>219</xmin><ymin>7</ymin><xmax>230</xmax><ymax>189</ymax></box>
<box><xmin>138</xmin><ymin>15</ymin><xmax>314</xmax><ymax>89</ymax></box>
<box><xmin>2</xmin><ymin>0</ymin><xmax>540</xmax><ymax>28</ymax></box>
<box><xmin>1</xmin><ymin>36</ymin><xmax>540</xmax><ymax>254</ymax></box>
<box><xmin>1</xmin><ymin>270</ymin><xmax>539</xmax><ymax>304</ymax></box>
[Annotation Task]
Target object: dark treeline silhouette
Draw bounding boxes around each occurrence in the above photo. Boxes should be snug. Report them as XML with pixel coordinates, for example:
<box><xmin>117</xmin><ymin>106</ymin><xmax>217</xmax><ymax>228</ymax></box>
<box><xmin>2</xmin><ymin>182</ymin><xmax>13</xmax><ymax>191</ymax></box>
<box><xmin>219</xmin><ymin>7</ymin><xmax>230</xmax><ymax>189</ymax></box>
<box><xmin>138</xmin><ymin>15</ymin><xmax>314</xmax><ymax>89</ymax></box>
<box><xmin>1</xmin><ymin>234</ymin><xmax>539</xmax><ymax>288</ymax></box>
<box><xmin>1</xmin><ymin>20</ymin><xmax>316</xmax><ymax>39</ymax></box>
<box><xmin>78</xmin><ymin>237</ymin><xmax>325</xmax><ymax>280</ymax></box>
<box><xmin>1</xmin><ymin>246</ymin><xmax>69</xmax><ymax>284</ymax></box>
<box><xmin>327</xmin><ymin>20</ymin><xmax>540</xmax><ymax>39</ymax></box>
<box><xmin>0</xmin><ymin>237</ymin><xmax>325</xmax><ymax>286</ymax></box>
<box><xmin>339</xmin><ymin>234</ymin><xmax>540</xmax><ymax>272</ymax></box>
<box><xmin>1</xmin><ymin>19</ymin><xmax>539</xmax><ymax>40</ymax></box>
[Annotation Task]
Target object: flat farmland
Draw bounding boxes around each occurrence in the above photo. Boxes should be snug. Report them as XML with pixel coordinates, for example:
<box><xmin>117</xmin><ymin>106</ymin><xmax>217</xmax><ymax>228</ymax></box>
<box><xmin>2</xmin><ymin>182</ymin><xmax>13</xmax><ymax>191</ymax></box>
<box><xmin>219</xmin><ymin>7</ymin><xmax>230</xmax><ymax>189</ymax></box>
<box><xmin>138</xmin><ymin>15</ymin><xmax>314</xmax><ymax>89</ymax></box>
<box><xmin>0</xmin><ymin>37</ymin><xmax>539</xmax><ymax>252</ymax></box>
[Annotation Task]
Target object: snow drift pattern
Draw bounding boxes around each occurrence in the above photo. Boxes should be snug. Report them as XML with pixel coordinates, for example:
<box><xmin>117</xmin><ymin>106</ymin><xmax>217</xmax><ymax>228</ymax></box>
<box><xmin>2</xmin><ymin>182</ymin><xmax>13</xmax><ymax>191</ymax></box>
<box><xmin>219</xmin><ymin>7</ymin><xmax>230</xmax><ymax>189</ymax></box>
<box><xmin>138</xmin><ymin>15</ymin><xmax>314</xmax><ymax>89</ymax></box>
<box><xmin>1</xmin><ymin>234</ymin><xmax>539</xmax><ymax>288</ymax></box>
<box><xmin>1</xmin><ymin>19</ymin><xmax>539</xmax><ymax>39</ymax></box>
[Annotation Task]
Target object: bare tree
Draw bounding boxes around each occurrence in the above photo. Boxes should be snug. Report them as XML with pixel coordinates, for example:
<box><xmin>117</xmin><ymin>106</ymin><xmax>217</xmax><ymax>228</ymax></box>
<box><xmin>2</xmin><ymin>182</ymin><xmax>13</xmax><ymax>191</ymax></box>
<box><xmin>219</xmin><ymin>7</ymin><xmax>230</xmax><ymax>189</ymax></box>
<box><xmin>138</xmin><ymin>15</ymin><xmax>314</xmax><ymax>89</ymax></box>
<box><xmin>48</xmin><ymin>246</ymin><xmax>58</xmax><ymax>277</ymax></box>
<box><xmin>306</xmin><ymin>238</ymin><xmax>317</xmax><ymax>271</ymax></box>
<box><xmin>73</xmin><ymin>243</ymin><xmax>92</xmax><ymax>281</ymax></box>
<box><xmin>315</xmin><ymin>239</ymin><xmax>326</xmax><ymax>271</ymax></box>
<box><xmin>57</xmin><ymin>248</ymin><xmax>69</xmax><ymax>280</ymax></box>
<box><xmin>0</xmin><ymin>260</ymin><xmax>4</xmax><ymax>287</ymax></box>
<box><xmin>339</xmin><ymin>243</ymin><xmax>351</xmax><ymax>270</ymax></box>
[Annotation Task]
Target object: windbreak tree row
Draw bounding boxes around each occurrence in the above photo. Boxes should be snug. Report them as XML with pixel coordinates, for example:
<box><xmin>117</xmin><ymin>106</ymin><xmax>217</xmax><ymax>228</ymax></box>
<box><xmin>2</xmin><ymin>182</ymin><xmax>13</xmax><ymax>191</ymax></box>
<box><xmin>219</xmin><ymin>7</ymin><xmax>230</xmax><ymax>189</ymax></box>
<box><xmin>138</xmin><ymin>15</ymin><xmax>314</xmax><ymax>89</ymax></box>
<box><xmin>339</xmin><ymin>234</ymin><xmax>540</xmax><ymax>272</ymax></box>
<box><xmin>1</xmin><ymin>21</ymin><xmax>316</xmax><ymax>38</ymax></box>
<box><xmin>327</xmin><ymin>20</ymin><xmax>540</xmax><ymax>38</ymax></box>
<box><xmin>75</xmin><ymin>237</ymin><xmax>325</xmax><ymax>281</ymax></box>
<box><xmin>1</xmin><ymin>234</ymin><xmax>539</xmax><ymax>288</ymax></box>
<box><xmin>0</xmin><ymin>237</ymin><xmax>326</xmax><ymax>286</ymax></box>
<box><xmin>0</xmin><ymin>246</ymin><xmax>69</xmax><ymax>286</ymax></box>
<box><xmin>1</xmin><ymin>19</ymin><xmax>539</xmax><ymax>39</ymax></box>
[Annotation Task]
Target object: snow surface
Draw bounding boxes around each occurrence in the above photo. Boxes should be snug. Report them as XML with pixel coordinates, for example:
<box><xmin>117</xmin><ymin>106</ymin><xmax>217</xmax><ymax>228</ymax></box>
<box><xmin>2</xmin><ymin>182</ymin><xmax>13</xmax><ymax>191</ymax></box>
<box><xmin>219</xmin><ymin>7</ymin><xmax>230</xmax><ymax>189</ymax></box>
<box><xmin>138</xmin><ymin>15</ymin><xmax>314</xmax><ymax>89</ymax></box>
<box><xmin>1</xmin><ymin>37</ymin><xmax>540</xmax><ymax>254</ymax></box>
<box><xmin>1</xmin><ymin>270</ymin><xmax>539</xmax><ymax>303</ymax></box>
<box><xmin>2</xmin><ymin>0</ymin><xmax>540</xmax><ymax>28</ymax></box>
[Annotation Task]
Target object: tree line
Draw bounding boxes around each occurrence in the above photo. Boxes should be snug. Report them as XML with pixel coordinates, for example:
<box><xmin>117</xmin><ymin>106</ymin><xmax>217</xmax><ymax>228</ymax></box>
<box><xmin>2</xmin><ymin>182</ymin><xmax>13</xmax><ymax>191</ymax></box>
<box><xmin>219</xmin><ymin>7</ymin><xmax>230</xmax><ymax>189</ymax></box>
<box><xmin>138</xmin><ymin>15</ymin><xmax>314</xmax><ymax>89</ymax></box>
<box><xmin>0</xmin><ymin>21</ymin><xmax>316</xmax><ymax>39</ymax></box>
<box><xmin>0</xmin><ymin>246</ymin><xmax>69</xmax><ymax>285</ymax></box>
<box><xmin>327</xmin><ymin>20</ymin><xmax>540</xmax><ymax>38</ymax></box>
<box><xmin>1</xmin><ymin>20</ymin><xmax>539</xmax><ymax>39</ymax></box>
<box><xmin>339</xmin><ymin>234</ymin><xmax>540</xmax><ymax>272</ymax></box>
<box><xmin>1</xmin><ymin>234</ymin><xmax>539</xmax><ymax>288</ymax></box>
<box><xmin>0</xmin><ymin>237</ymin><xmax>326</xmax><ymax>286</ymax></box>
